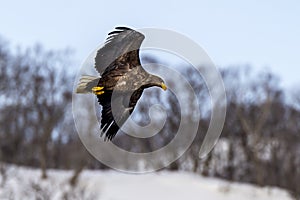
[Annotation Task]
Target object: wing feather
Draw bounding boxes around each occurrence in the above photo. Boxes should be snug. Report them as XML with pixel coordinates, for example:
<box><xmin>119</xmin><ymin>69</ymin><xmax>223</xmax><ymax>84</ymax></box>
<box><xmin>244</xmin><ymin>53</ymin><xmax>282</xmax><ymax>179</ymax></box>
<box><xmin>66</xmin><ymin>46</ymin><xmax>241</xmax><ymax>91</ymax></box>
<box><xmin>95</xmin><ymin>26</ymin><xmax>145</xmax><ymax>76</ymax></box>
<box><xmin>97</xmin><ymin>89</ymin><xmax>144</xmax><ymax>140</ymax></box>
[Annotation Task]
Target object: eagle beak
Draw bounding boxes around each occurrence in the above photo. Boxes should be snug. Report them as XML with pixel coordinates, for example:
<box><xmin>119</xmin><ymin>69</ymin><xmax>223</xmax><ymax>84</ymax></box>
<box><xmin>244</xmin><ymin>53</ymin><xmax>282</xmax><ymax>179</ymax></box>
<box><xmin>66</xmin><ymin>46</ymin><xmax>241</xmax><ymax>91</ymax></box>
<box><xmin>161</xmin><ymin>83</ymin><xmax>167</xmax><ymax>91</ymax></box>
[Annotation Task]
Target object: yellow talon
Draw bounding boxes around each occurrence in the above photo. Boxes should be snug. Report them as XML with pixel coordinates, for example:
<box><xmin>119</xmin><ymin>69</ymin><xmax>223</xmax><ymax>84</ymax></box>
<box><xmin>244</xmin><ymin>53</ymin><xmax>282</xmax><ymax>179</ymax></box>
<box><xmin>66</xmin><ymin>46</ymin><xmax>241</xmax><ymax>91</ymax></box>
<box><xmin>92</xmin><ymin>86</ymin><xmax>104</xmax><ymax>95</ymax></box>
<box><xmin>92</xmin><ymin>86</ymin><xmax>104</xmax><ymax>92</ymax></box>
<box><xmin>95</xmin><ymin>91</ymin><xmax>105</xmax><ymax>95</ymax></box>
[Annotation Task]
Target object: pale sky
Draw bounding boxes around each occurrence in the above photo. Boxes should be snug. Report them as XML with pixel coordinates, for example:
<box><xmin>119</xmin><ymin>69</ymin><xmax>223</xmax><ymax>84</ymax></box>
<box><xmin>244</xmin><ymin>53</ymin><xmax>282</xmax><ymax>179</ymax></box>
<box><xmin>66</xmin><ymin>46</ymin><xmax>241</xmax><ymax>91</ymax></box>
<box><xmin>1</xmin><ymin>0</ymin><xmax>300</xmax><ymax>88</ymax></box>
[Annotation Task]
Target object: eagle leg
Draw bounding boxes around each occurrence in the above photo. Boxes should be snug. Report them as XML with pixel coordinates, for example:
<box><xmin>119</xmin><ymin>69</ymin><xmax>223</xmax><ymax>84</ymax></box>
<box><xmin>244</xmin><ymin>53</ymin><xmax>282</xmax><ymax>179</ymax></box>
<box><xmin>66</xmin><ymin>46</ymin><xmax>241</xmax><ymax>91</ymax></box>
<box><xmin>92</xmin><ymin>86</ymin><xmax>105</xmax><ymax>95</ymax></box>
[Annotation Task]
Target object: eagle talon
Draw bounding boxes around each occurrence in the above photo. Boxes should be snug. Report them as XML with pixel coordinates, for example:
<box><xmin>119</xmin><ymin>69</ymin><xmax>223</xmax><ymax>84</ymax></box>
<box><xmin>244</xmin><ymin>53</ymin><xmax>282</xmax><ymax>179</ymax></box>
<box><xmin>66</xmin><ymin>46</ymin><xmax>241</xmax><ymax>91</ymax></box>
<box><xmin>94</xmin><ymin>91</ymin><xmax>105</xmax><ymax>95</ymax></box>
<box><xmin>92</xmin><ymin>86</ymin><xmax>105</xmax><ymax>95</ymax></box>
<box><xmin>92</xmin><ymin>86</ymin><xmax>104</xmax><ymax>92</ymax></box>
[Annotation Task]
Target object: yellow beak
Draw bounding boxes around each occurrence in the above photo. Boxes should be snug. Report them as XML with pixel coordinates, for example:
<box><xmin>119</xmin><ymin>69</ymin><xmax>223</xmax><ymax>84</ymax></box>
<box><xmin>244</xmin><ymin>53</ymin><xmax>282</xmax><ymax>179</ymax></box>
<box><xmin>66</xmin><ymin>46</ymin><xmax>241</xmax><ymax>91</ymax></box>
<box><xmin>161</xmin><ymin>83</ymin><xmax>167</xmax><ymax>91</ymax></box>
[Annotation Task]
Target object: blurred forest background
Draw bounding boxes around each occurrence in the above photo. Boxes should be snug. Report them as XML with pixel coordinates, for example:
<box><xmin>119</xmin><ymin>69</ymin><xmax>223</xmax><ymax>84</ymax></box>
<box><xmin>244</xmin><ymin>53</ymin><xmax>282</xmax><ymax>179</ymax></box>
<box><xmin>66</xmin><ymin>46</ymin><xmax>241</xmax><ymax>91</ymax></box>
<box><xmin>0</xmin><ymin>36</ymin><xmax>300</xmax><ymax>199</ymax></box>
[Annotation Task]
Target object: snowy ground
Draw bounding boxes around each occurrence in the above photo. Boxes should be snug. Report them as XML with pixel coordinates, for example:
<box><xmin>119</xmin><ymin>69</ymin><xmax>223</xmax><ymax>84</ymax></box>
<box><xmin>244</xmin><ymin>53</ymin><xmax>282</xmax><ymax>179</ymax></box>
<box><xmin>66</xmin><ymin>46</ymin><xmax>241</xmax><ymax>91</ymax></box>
<box><xmin>0</xmin><ymin>165</ymin><xmax>293</xmax><ymax>200</ymax></box>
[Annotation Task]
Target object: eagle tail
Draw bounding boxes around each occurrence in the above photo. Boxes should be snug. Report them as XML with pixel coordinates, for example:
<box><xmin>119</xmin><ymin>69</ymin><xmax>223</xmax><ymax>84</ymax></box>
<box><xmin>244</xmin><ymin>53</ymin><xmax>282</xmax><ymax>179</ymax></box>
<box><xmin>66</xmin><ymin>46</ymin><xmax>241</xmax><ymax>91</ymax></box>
<box><xmin>76</xmin><ymin>75</ymin><xmax>100</xmax><ymax>93</ymax></box>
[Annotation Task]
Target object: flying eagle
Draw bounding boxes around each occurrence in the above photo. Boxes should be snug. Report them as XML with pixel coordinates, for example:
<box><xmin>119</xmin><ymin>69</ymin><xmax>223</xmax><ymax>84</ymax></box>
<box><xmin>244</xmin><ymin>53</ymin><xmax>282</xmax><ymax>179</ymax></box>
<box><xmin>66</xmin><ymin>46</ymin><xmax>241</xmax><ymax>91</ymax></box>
<box><xmin>76</xmin><ymin>26</ymin><xmax>167</xmax><ymax>141</ymax></box>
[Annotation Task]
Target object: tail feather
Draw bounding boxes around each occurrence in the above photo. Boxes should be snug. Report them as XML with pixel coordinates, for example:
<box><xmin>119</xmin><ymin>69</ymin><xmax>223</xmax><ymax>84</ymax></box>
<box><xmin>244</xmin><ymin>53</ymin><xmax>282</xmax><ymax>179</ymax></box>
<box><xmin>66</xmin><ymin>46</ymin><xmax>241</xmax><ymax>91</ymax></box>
<box><xmin>76</xmin><ymin>75</ymin><xmax>100</xmax><ymax>93</ymax></box>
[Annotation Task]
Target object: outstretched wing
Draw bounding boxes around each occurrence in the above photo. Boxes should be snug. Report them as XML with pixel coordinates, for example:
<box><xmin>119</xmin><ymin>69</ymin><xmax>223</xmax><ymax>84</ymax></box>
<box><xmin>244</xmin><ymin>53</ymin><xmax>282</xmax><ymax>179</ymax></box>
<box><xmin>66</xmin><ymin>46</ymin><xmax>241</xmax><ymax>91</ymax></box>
<box><xmin>98</xmin><ymin>89</ymin><xmax>144</xmax><ymax>140</ymax></box>
<box><xmin>94</xmin><ymin>26</ymin><xmax>146</xmax><ymax>140</ymax></box>
<box><xmin>95</xmin><ymin>26</ymin><xmax>145</xmax><ymax>76</ymax></box>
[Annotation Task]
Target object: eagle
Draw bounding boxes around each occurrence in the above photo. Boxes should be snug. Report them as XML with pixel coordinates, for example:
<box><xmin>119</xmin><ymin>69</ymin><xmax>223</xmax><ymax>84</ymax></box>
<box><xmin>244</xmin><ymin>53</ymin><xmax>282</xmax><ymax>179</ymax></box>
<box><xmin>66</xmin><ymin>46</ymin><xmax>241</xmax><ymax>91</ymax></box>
<box><xmin>76</xmin><ymin>26</ymin><xmax>167</xmax><ymax>141</ymax></box>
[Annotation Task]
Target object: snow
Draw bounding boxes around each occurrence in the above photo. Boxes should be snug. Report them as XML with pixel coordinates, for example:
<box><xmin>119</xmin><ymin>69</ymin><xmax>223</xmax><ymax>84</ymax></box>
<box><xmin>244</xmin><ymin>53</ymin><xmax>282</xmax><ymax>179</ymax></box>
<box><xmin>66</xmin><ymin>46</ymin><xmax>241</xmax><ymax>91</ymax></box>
<box><xmin>0</xmin><ymin>165</ymin><xmax>293</xmax><ymax>200</ymax></box>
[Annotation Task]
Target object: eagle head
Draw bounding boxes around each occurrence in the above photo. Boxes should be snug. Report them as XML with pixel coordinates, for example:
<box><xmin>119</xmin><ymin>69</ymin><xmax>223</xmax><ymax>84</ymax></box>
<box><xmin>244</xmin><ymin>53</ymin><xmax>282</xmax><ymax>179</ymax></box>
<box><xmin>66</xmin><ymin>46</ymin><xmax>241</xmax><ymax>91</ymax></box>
<box><xmin>145</xmin><ymin>74</ymin><xmax>167</xmax><ymax>91</ymax></box>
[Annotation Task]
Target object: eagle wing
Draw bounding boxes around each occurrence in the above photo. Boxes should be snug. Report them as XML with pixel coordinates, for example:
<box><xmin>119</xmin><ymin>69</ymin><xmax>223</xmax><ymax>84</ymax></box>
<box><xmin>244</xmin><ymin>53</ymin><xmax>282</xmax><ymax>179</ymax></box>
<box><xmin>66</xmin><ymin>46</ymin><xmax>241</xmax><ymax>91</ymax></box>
<box><xmin>94</xmin><ymin>26</ymin><xmax>145</xmax><ymax>76</ymax></box>
<box><xmin>95</xmin><ymin>26</ymin><xmax>146</xmax><ymax>140</ymax></box>
<box><xmin>98</xmin><ymin>89</ymin><xmax>144</xmax><ymax>140</ymax></box>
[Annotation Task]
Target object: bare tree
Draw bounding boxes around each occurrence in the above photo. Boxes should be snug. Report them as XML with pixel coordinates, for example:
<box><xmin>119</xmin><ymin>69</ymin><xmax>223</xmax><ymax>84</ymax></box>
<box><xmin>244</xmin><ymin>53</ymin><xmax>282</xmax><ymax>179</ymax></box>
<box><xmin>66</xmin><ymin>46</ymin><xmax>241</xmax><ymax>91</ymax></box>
<box><xmin>0</xmin><ymin>41</ymin><xmax>74</xmax><ymax>178</ymax></box>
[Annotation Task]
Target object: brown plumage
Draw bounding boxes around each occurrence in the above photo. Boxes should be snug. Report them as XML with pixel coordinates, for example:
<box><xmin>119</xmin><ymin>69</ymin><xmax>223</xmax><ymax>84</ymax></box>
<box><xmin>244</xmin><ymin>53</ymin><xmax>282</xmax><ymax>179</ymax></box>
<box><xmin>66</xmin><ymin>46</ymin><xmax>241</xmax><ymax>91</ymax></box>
<box><xmin>76</xmin><ymin>26</ymin><xmax>167</xmax><ymax>140</ymax></box>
